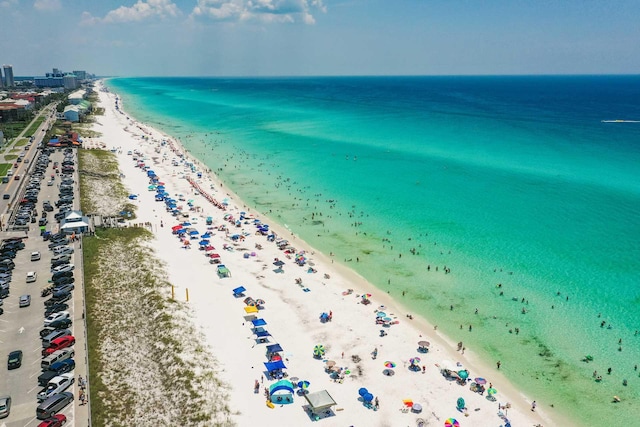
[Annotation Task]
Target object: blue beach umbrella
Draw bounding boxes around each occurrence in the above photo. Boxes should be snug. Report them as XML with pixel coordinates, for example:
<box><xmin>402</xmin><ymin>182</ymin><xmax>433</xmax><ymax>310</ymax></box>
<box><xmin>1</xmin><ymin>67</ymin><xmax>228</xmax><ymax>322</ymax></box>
<box><xmin>363</xmin><ymin>393</ymin><xmax>374</xmax><ymax>403</ymax></box>
<box><xmin>358</xmin><ymin>387</ymin><xmax>368</xmax><ymax>396</ymax></box>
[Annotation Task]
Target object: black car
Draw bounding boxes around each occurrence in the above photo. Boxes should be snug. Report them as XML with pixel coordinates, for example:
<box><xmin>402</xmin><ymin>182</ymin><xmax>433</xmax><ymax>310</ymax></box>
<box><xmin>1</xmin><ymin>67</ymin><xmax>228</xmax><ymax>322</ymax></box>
<box><xmin>51</xmin><ymin>258</ymin><xmax>71</xmax><ymax>268</ymax></box>
<box><xmin>44</xmin><ymin>303</ymin><xmax>69</xmax><ymax>316</ymax></box>
<box><xmin>51</xmin><ymin>271</ymin><xmax>73</xmax><ymax>280</ymax></box>
<box><xmin>7</xmin><ymin>350</ymin><xmax>22</xmax><ymax>369</ymax></box>
<box><xmin>45</xmin><ymin>292</ymin><xmax>71</xmax><ymax>306</ymax></box>
<box><xmin>47</xmin><ymin>318</ymin><xmax>72</xmax><ymax>329</ymax></box>
<box><xmin>52</xmin><ymin>277</ymin><xmax>75</xmax><ymax>287</ymax></box>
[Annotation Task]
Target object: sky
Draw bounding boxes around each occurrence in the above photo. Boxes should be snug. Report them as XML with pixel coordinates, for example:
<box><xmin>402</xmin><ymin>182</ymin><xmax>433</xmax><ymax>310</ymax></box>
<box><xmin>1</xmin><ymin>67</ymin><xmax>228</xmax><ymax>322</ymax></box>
<box><xmin>0</xmin><ymin>0</ymin><xmax>638</xmax><ymax>77</ymax></box>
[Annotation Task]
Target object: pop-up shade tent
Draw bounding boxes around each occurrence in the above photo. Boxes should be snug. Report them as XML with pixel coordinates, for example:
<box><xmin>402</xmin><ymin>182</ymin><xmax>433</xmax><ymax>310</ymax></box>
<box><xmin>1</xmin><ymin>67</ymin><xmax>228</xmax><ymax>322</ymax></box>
<box><xmin>267</xmin><ymin>344</ymin><xmax>283</xmax><ymax>354</ymax></box>
<box><xmin>265</xmin><ymin>360</ymin><xmax>287</xmax><ymax>371</ymax></box>
<box><xmin>254</xmin><ymin>328</ymin><xmax>271</xmax><ymax>337</ymax></box>
<box><xmin>269</xmin><ymin>380</ymin><xmax>294</xmax><ymax>404</ymax></box>
<box><xmin>232</xmin><ymin>286</ymin><xmax>246</xmax><ymax>296</ymax></box>
<box><xmin>304</xmin><ymin>390</ymin><xmax>337</xmax><ymax>414</ymax></box>
<box><xmin>252</xmin><ymin>318</ymin><xmax>267</xmax><ymax>327</ymax></box>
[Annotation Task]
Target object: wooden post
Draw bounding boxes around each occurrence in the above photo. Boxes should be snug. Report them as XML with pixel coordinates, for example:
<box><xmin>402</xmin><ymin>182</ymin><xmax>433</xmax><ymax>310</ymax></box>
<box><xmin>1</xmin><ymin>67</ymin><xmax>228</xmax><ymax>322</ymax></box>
<box><xmin>171</xmin><ymin>285</ymin><xmax>174</xmax><ymax>300</ymax></box>
<box><xmin>186</xmin><ymin>288</ymin><xmax>189</xmax><ymax>302</ymax></box>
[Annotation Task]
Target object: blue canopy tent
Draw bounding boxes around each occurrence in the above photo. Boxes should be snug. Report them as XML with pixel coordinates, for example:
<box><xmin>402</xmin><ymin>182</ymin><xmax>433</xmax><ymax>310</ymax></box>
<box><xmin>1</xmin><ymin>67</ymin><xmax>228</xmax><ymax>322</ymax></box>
<box><xmin>264</xmin><ymin>360</ymin><xmax>287</xmax><ymax>371</ymax></box>
<box><xmin>252</xmin><ymin>318</ymin><xmax>267</xmax><ymax>327</ymax></box>
<box><xmin>269</xmin><ymin>380</ymin><xmax>294</xmax><ymax>405</ymax></box>
<box><xmin>266</xmin><ymin>344</ymin><xmax>283</xmax><ymax>355</ymax></box>
<box><xmin>254</xmin><ymin>328</ymin><xmax>271</xmax><ymax>337</ymax></box>
<box><xmin>232</xmin><ymin>286</ymin><xmax>246</xmax><ymax>297</ymax></box>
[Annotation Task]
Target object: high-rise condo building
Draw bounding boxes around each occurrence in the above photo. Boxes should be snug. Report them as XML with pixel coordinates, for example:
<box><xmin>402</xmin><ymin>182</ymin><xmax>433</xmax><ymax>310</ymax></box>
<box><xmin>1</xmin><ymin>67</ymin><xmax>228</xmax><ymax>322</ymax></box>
<box><xmin>2</xmin><ymin>65</ymin><xmax>14</xmax><ymax>87</ymax></box>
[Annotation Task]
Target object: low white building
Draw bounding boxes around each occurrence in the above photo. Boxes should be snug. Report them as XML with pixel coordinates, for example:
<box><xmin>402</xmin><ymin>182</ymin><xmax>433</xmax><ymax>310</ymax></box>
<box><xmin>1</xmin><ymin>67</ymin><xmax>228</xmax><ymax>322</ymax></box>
<box><xmin>60</xmin><ymin>210</ymin><xmax>90</xmax><ymax>234</ymax></box>
<box><xmin>68</xmin><ymin>89</ymin><xmax>86</xmax><ymax>105</ymax></box>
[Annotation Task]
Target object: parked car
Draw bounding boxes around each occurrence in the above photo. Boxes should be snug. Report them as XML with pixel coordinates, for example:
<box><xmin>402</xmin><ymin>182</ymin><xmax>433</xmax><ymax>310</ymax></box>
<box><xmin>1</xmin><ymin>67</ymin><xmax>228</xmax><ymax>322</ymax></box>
<box><xmin>42</xmin><ymin>336</ymin><xmax>75</xmax><ymax>357</ymax></box>
<box><xmin>44</xmin><ymin>304</ymin><xmax>69</xmax><ymax>317</ymax></box>
<box><xmin>52</xmin><ymin>246</ymin><xmax>73</xmax><ymax>256</ymax></box>
<box><xmin>48</xmin><ymin>359</ymin><xmax>75</xmax><ymax>375</ymax></box>
<box><xmin>44</xmin><ymin>311</ymin><xmax>70</xmax><ymax>327</ymax></box>
<box><xmin>39</xmin><ymin>326</ymin><xmax>57</xmax><ymax>338</ymax></box>
<box><xmin>51</xmin><ymin>271</ymin><xmax>73</xmax><ymax>280</ymax></box>
<box><xmin>27</xmin><ymin>271</ymin><xmax>37</xmax><ymax>283</ymax></box>
<box><xmin>52</xmin><ymin>276</ymin><xmax>74</xmax><ymax>287</ymax></box>
<box><xmin>41</xmin><ymin>329</ymin><xmax>71</xmax><ymax>348</ymax></box>
<box><xmin>36</xmin><ymin>373</ymin><xmax>74</xmax><ymax>402</ymax></box>
<box><xmin>51</xmin><ymin>264</ymin><xmax>74</xmax><ymax>274</ymax></box>
<box><xmin>47</xmin><ymin>318</ymin><xmax>72</xmax><ymax>329</ymax></box>
<box><xmin>31</xmin><ymin>251</ymin><xmax>42</xmax><ymax>261</ymax></box>
<box><xmin>36</xmin><ymin>392</ymin><xmax>73</xmax><ymax>420</ymax></box>
<box><xmin>37</xmin><ymin>413</ymin><xmax>67</xmax><ymax>427</ymax></box>
<box><xmin>7</xmin><ymin>350</ymin><xmax>23</xmax><ymax>369</ymax></box>
<box><xmin>0</xmin><ymin>396</ymin><xmax>10</xmax><ymax>419</ymax></box>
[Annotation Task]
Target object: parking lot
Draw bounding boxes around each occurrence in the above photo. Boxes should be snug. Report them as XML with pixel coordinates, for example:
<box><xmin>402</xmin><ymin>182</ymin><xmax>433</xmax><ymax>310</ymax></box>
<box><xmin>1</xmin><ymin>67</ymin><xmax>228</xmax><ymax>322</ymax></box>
<box><xmin>0</xmin><ymin>144</ymin><xmax>87</xmax><ymax>427</ymax></box>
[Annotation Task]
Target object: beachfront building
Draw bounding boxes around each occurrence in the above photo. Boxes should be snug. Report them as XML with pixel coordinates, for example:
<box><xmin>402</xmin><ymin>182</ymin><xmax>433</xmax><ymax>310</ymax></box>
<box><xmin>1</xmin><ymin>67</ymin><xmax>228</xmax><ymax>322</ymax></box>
<box><xmin>63</xmin><ymin>74</ymin><xmax>78</xmax><ymax>90</ymax></box>
<box><xmin>0</xmin><ymin>68</ymin><xmax>3</xmax><ymax>88</ymax></box>
<box><xmin>60</xmin><ymin>210</ymin><xmax>90</xmax><ymax>234</ymax></box>
<box><xmin>68</xmin><ymin>89</ymin><xmax>86</xmax><ymax>105</ymax></box>
<box><xmin>63</xmin><ymin>105</ymin><xmax>80</xmax><ymax>122</ymax></box>
<box><xmin>2</xmin><ymin>65</ymin><xmax>14</xmax><ymax>87</ymax></box>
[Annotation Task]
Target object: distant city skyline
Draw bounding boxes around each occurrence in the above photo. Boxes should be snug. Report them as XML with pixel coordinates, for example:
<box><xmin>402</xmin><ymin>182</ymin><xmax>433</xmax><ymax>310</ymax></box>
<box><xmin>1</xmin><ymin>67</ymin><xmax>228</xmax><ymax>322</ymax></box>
<box><xmin>0</xmin><ymin>0</ymin><xmax>639</xmax><ymax>77</ymax></box>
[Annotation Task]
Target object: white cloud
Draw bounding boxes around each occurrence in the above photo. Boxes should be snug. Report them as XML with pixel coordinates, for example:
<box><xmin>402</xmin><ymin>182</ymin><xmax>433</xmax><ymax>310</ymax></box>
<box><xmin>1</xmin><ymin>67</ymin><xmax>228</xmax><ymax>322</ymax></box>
<box><xmin>191</xmin><ymin>0</ymin><xmax>325</xmax><ymax>24</ymax></box>
<box><xmin>82</xmin><ymin>0</ymin><xmax>181</xmax><ymax>25</ymax></box>
<box><xmin>0</xmin><ymin>0</ymin><xmax>18</xmax><ymax>9</ymax></box>
<box><xmin>34</xmin><ymin>0</ymin><xmax>61</xmax><ymax>11</ymax></box>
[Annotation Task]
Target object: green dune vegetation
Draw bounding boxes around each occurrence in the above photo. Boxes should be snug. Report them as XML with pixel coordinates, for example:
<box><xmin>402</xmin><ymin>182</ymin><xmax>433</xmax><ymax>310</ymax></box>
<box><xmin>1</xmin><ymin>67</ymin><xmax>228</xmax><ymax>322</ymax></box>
<box><xmin>80</xmin><ymin>150</ymin><xmax>234</xmax><ymax>426</ymax></box>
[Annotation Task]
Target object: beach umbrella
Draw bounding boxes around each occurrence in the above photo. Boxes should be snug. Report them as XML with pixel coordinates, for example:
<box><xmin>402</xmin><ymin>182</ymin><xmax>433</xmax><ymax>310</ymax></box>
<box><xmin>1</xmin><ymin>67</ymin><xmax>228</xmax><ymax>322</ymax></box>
<box><xmin>201</xmin><ymin>232</ymin><xmax>212</xmax><ymax>238</ymax></box>
<box><xmin>487</xmin><ymin>387</ymin><xmax>497</xmax><ymax>396</ymax></box>
<box><xmin>297</xmin><ymin>380</ymin><xmax>310</xmax><ymax>389</ymax></box>
<box><xmin>412</xmin><ymin>403</ymin><xmax>423</xmax><ymax>413</ymax></box>
<box><xmin>376</xmin><ymin>312</ymin><xmax>386</xmax><ymax>318</ymax></box>
<box><xmin>313</xmin><ymin>345</ymin><xmax>325</xmax><ymax>357</ymax></box>
<box><xmin>456</xmin><ymin>397</ymin><xmax>465</xmax><ymax>410</ymax></box>
<box><xmin>444</xmin><ymin>419</ymin><xmax>460</xmax><ymax>427</ymax></box>
<box><xmin>363</xmin><ymin>293</ymin><xmax>372</xmax><ymax>299</ymax></box>
<box><xmin>189</xmin><ymin>230</ymin><xmax>199</xmax><ymax>235</ymax></box>
<box><xmin>358</xmin><ymin>387</ymin><xmax>369</xmax><ymax>397</ymax></box>
<box><xmin>409</xmin><ymin>357</ymin><xmax>421</xmax><ymax>365</ymax></box>
<box><xmin>363</xmin><ymin>393</ymin><xmax>374</xmax><ymax>403</ymax></box>
<box><xmin>182</xmin><ymin>222</ymin><xmax>191</xmax><ymax>226</ymax></box>
<box><xmin>474</xmin><ymin>377</ymin><xmax>487</xmax><ymax>385</ymax></box>
<box><xmin>418</xmin><ymin>340</ymin><xmax>430</xmax><ymax>348</ymax></box>
<box><xmin>171</xmin><ymin>225</ymin><xmax>182</xmax><ymax>231</ymax></box>
<box><xmin>458</xmin><ymin>370</ymin><xmax>469</xmax><ymax>379</ymax></box>
<box><xmin>326</xmin><ymin>360</ymin><xmax>336</xmax><ymax>368</ymax></box>
<box><xmin>382</xmin><ymin>317</ymin><xmax>392</xmax><ymax>322</ymax></box>
<box><xmin>383</xmin><ymin>368</ymin><xmax>395</xmax><ymax>376</ymax></box>
<box><xmin>403</xmin><ymin>399</ymin><xmax>414</xmax><ymax>407</ymax></box>
<box><xmin>384</xmin><ymin>361</ymin><xmax>396</xmax><ymax>368</ymax></box>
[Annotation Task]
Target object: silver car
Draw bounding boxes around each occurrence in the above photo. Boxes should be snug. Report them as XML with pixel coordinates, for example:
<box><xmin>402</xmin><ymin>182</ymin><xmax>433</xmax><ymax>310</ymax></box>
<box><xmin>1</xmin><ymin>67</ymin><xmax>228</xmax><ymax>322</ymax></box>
<box><xmin>0</xmin><ymin>396</ymin><xmax>10</xmax><ymax>418</ymax></box>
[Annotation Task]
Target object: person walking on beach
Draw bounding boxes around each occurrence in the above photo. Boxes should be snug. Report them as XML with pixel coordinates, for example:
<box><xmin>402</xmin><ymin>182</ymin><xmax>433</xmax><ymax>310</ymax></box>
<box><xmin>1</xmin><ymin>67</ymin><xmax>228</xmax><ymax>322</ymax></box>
<box><xmin>497</xmin><ymin>361</ymin><xmax>501</xmax><ymax>370</ymax></box>
<box><xmin>531</xmin><ymin>401</ymin><xmax>537</xmax><ymax>412</ymax></box>
<box><xmin>374</xmin><ymin>396</ymin><xmax>379</xmax><ymax>409</ymax></box>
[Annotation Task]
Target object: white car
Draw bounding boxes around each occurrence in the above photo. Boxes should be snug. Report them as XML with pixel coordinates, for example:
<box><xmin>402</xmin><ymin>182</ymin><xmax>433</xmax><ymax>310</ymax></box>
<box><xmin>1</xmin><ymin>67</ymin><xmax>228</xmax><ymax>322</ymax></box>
<box><xmin>44</xmin><ymin>311</ymin><xmax>70</xmax><ymax>326</ymax></box>
<box><xmin>26</xmin><ymin>272</ymin><xmax>37</xmax><ymax>283</ymax></box>
<box><xmin>52</xmin><ymin>264</ymin><xmax>74</xmax><ymax>274</ymax></box>
<box><xmin>53</xmin><ymin>246</ymin><xmax>74</xmax><ymax>256</ymax></box>
<box><xmin>37</xmin><ymin>373</ymin><xmax>74</xmax><ymax>402</ymax></box>
<box><xmin>30</xmin><ymin>251</ymin><xmax>41</xmax><ymax>261</ymax></box>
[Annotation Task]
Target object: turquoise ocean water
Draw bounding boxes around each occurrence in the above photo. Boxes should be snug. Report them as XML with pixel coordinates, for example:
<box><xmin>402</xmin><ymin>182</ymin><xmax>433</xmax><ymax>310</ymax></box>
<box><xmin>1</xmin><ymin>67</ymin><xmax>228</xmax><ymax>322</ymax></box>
<box><xmin>107</xmin><ymin>76</ymin><xmax>640</xmax><ymax>425</ymax></box>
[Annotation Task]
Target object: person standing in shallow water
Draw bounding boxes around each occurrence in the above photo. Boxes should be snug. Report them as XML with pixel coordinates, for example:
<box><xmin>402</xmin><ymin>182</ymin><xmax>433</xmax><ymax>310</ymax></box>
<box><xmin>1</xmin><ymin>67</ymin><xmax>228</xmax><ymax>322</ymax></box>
<box><xmin>497</xmin><ymin>361</ymin><xmax>501</xmax><ymax>369</ymax></box>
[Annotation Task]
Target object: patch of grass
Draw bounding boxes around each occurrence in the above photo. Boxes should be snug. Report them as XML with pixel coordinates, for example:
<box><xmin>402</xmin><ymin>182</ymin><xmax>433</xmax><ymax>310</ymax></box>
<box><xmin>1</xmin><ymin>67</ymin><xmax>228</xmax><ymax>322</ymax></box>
<box><xmin>14</xmin><ymin>138</ymin><xmax>28</xmax><ymax>146</ymax></box>
<box><xmin>4</xmin><ymin>155</ymin><xmax>17</xmax><ymax>160</ymax></box>
<box><xmin>0</xmin><ymin>164</ymin><xmax>10</xmax><ymax>177</ymax></box>
<box><xmin>24</xmin><ymin>116</ymin><xmax>45</xmax><ymax>137</ymax></box>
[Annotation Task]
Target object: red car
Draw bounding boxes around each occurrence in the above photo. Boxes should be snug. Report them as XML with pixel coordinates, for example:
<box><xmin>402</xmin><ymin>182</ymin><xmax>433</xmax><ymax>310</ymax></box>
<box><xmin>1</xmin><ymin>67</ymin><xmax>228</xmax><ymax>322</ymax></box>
<box><xmin>42</xmin><ymin>336</ymin><xmax>75</xmax><ymax>357</ymax></box>
<box><xmin>38</xmin><ymin>414</ymin><xmax>67</xmax><ymax>427</ymax></box>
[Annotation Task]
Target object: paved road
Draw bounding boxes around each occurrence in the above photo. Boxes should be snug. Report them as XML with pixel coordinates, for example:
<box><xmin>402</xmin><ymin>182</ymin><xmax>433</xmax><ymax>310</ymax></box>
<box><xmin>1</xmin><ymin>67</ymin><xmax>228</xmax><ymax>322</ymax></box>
<box><xmin>0</xmin><ymin>143</ymin><xmax>85</xmax><ymax>426</ymax></box>
<box><xmin>0</xmin><ymin>104</ymin><xmax>57</xmax><ymax>227</ymax></box>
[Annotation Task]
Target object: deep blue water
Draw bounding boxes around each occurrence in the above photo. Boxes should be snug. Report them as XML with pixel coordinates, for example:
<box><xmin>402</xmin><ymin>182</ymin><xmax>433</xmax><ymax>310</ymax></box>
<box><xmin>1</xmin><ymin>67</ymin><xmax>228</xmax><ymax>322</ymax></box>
<box><xmin>107</xmin><ymin>75</ymin><xmax>640</xmax><ymax>425</ymax></box>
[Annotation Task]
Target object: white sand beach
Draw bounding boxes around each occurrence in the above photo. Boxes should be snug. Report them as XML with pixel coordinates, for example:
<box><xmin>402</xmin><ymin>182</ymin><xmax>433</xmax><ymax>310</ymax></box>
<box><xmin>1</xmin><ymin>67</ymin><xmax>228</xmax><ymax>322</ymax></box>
<box><xmin>88</xmin><ymin>81</ymin><xmax>560</xmax><ymax>427</ymax></box>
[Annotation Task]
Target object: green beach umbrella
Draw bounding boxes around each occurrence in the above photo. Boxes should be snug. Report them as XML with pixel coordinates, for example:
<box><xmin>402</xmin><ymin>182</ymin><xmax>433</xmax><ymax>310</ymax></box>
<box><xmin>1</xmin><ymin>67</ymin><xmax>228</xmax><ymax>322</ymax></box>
<box><xmin>487</xmin><ymin>387</ymin><xmax>497</xmax><ymax>396</ymax></box>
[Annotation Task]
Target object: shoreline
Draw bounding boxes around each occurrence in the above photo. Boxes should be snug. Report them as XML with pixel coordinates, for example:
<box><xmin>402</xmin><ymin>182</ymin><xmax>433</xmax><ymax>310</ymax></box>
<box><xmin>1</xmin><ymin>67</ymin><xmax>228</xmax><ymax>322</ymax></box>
<box><xmin>92</xmin><ymin>79</ymin><xmax>565</xmax><ymax>426</ymax></box>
